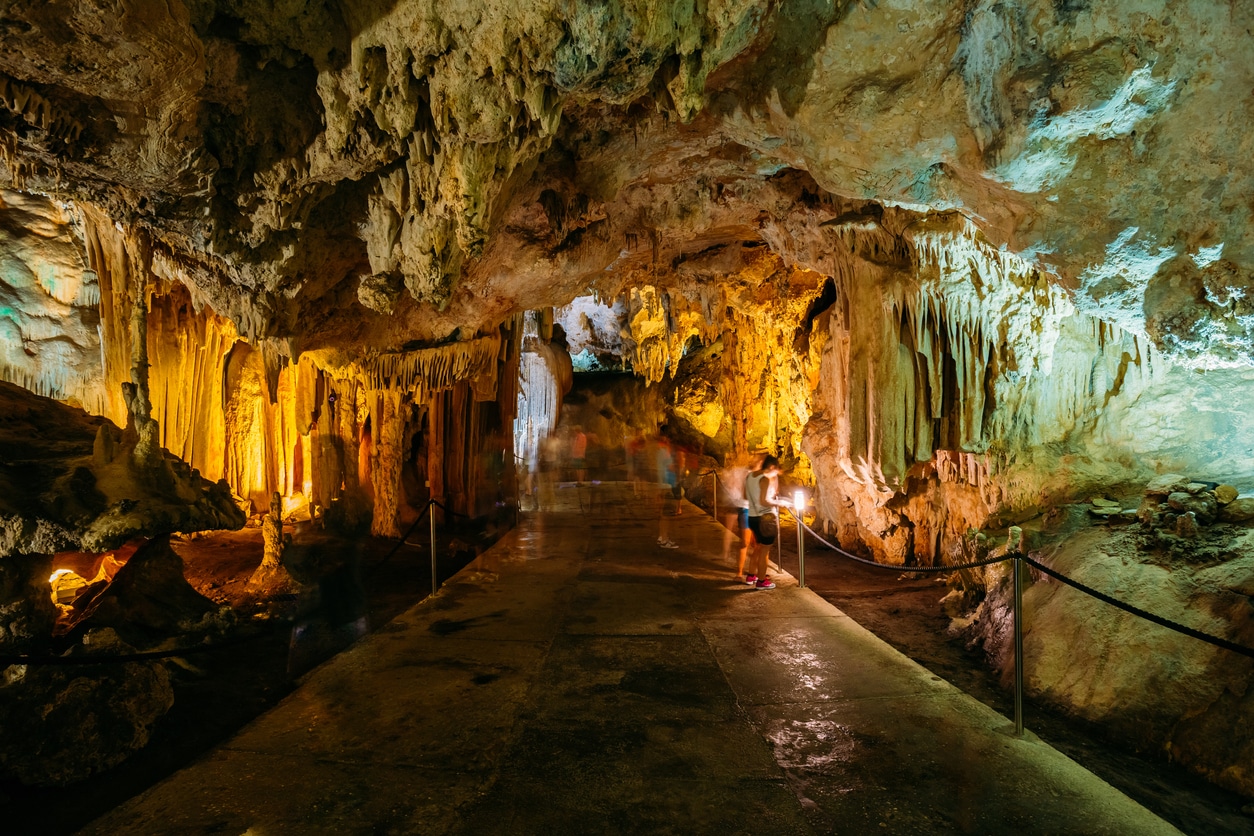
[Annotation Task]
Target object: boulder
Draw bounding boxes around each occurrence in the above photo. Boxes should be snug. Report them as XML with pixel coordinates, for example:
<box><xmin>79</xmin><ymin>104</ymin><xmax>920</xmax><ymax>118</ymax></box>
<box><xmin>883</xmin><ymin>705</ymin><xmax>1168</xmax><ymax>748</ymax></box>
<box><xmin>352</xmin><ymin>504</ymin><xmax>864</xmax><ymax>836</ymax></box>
<box><xmin>1214</xmin><ymin>485</ymin><xmax>1238</xmax><ymax>505</ymax></box>
<box><xmin>1167</xmin><ymin>492</ymin><xmax>1217</xmax><ymax>524</ymax></box>
<box><xmin>0</xmin><ymin>629</ymin><xmax>174</xmax><ymax>785</ymax></box>
<box><xmin>1136</xmin><ymin>496</ymin><xmax>1163</xmax><ymax>526</ymax></box>
<box><xmin>0</xmin><ymin>553</ymin><xmax>57</xmax><ymax>650</ymax></box>
<box><xmin>1146</xmin><ymin>474</ymin><xmax>1189</xmax><ymax>496</ymax></box>
<box><xmin>1219</xmin><ymin>498</ymin><xmax>1254</xmax><ymax>523</ymax></box>
<box><xmin>61</xmin><ymin>536</ymin><xmax>225</xmax><ymax>645</ymax></box>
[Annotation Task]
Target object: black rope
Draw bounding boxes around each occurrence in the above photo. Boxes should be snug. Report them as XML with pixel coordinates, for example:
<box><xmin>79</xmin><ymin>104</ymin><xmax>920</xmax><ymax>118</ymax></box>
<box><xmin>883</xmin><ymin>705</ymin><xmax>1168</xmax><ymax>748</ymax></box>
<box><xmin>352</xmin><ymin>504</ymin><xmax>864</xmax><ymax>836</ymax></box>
<box><xmin>1022</xmin><ymin>554</ymin><xmax>1254</xmax><ymax>660</ymax></box>
<box><xmin>370</xmin><ymin>500</ymin><xmax>434</xmax><ymax>575</ymax></box>
<box><xmin>429</xmin><ymin>499</ymin><xmax>473</xmax><ymax>521</ymax></box>
<box><xmin>0</xmin><ymin>623</ymin><xmax>286</xmax><ymax>667</ymax></box>
<box><xmin>794</xmin><ymin>511</ymin><xmax>1254</xmax><ymax>659</ymax></box>
<box><xmin>795</xmin><ymin>514</ymin><xmax>1013</xmax><ymax>572</ymax></box>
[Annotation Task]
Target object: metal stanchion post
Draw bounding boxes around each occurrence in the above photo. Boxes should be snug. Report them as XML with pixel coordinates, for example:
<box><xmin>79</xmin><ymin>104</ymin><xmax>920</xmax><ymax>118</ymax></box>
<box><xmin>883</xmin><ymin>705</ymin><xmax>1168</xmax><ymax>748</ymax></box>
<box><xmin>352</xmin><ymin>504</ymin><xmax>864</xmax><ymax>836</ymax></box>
<box><xmin>712</xmin><ymin>472</ymin><xmax>717</xmax><ymax>521</ymax></box>
<box><xmin>794</xmin><ymin>490</ymin><xmax>806</xmax><ymax>588</ymax></box>
<box><xmin>430</xmin><ymin>501</ymin><xmax>439</xmax><ymax>595</ymax></box>
<box><xmin>1013</xmin><ymin>553</ymin><xmax>1024</xmax><ymax>737</ymax></box>
<box><xmin>795</xmin><ymin>515</ymin><xmax>805</xmax><ymax>589</ymax></box>
<box><xmin>775</xmin><ymin>509</ymin><xmax>782</xmax><ymax>573</ymax></box>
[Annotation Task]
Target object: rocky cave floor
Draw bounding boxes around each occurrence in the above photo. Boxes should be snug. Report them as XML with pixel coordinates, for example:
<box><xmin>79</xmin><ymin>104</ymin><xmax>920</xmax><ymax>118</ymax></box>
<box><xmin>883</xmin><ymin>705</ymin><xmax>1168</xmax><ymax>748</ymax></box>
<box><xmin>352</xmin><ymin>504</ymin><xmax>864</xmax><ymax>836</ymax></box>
<box><xmin>0</xmin><ymin>517</ymin><xmax>497</xmax><ymax>836</ymax></box>
<box><xmin>778</xmin><ymin>520</ymin><xmax>1254</xmax><ymax>836</ymax></box>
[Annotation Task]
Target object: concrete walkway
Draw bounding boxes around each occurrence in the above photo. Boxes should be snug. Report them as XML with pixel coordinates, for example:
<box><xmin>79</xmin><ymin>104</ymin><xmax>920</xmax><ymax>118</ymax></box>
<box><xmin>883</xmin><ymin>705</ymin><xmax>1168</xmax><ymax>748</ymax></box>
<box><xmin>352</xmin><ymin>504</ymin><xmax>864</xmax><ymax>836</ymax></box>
<box><xmin>83</xmin><ymin>485</ymin><xmax>1181</xmax><ymax>835</ymax></box>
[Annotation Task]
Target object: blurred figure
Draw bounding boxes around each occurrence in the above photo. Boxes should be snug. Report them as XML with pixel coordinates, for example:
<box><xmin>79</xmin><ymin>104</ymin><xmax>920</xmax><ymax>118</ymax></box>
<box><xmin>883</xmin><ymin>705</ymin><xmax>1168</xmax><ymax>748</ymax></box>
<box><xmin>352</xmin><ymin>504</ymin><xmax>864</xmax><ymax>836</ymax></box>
<box><xmin>627</xmin><ymin>433</ymin><xmax>648</xmax><ymax>496</ymax></box>
<box><xmin>655</xmin><ymin>436</ymin><xmax>680</xmax><ymax>549</ymax></box>
<box><xmin>670</xmin><ymin>440</ymin><xmax>695</xmax><ymax>516</ymax></box>
<box><xmin>540</xmin><ymin>433</ymin><xmax>562</xmax><ymax>500</ymax></box>
<box><xmin>720</xmin><ymin>452</ymin><xmax>761</xmax><ymax>580</ymax></box>
<box><xmin>570</xmin><ymin>425</ymin><xmax>588</xmax><ymax>483</ymax></box>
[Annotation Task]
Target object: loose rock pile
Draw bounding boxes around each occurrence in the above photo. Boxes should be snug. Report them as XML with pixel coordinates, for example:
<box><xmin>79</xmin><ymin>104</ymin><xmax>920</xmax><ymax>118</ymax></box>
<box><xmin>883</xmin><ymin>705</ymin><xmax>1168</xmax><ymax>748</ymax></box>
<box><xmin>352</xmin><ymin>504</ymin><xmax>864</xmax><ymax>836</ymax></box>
<box><xmin>1088</xmin><ymin>474</ymin><xmax>1250</xmax><ymax>540</ymax></box>
<box><xmin>1139</xmin><ymin>474</ymin><xmax>1249</xmax><ymax>538</ymax></box>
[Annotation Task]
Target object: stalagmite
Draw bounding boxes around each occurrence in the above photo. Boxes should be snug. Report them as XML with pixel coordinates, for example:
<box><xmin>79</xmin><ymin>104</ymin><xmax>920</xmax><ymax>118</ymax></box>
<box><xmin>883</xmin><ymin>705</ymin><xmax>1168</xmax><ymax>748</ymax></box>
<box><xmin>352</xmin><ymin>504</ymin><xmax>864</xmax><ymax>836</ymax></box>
<box><xmin>248</xmin><ymin>491</ymin><xmax>299</xmax><ymax>592</ymax></box>
<box><xmin>369</xmin><ymin>390</ymin><xmax>406</xmax><ymax>539</ymax></box>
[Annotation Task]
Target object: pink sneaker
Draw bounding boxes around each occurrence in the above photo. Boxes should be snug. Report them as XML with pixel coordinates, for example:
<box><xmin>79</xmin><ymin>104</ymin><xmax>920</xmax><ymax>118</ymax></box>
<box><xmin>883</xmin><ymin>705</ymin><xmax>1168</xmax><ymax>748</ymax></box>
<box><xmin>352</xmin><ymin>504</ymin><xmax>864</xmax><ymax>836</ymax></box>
<box><xmin>755</xmin><ymin>577</ymin><xmax>776</xmax><ymax>589</ymax></box>
<box><xmin>744</xmin><ymin>574</ymin><xmax>757</xmax><ymax>585</ymax></box>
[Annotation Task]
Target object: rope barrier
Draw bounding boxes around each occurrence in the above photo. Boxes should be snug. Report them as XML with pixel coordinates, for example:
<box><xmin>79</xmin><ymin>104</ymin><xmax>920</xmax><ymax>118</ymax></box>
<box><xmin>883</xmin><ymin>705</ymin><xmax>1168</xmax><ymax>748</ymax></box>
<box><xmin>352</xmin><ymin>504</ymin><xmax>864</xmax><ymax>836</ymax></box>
<box><xmin>795</xmin><ymin>515</ymin><xmax>1014</xmax><ymax>573</ymax></box>
<box><xmin>372</xmin><ymin>497</ymin><xmax>473</xmax><ymax>571</ymax></box>
<box><xmin>1021</xmin><ymin>554</ymin><xmax>1254</xmax><ymax>660</ymax></box>
<box><xmin>0</xmin><ymin>623</ymin><xmax>287</xmax><ymax>667</ymax></box>
<box><xmin>793</xmin><ymin>514</ymin><xmax>1254</xmax><ymax>660</ymax></box>
<box><xmin>370</xmin><ymin>500</ymin><xmax>434</xmax><ymax>575</ymax></box>
<box><xmin>429</xmin><ymin>499</ymin><xmax>473</xmax><ymax>521</ymax></box>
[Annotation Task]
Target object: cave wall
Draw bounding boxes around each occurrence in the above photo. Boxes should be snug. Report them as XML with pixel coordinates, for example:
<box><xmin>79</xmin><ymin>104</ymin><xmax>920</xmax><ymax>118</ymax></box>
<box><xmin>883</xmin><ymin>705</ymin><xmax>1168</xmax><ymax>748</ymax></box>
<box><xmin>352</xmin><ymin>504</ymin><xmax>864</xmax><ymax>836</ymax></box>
<box><xmin>1</xmin><ymin>0</ymin><xmax>1253</xmax><ymax>804</ymax></box>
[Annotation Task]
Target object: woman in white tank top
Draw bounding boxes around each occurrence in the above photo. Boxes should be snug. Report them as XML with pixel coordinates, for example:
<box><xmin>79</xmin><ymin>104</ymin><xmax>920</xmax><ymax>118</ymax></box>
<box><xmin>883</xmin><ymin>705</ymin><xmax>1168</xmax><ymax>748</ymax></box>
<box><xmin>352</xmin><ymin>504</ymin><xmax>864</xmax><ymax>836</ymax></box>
<box><xmin>743</xmin><ymin>455</ymin><xmax>784</xmax><ymax>589</ymax></box>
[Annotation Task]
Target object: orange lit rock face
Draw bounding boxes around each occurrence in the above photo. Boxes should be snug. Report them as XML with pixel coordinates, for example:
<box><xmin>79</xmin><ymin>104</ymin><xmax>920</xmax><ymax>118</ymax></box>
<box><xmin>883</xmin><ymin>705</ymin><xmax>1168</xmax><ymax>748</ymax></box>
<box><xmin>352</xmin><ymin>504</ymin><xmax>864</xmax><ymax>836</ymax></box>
<box><xmin>2</xmin><ymin>1</ymin><xmax>1251</xmax><ymax>532</ymax></box>
<box><xmin>0</xmin><ymin>0</ymin><xmax>1249</xmax><ymax>566</ymax></box>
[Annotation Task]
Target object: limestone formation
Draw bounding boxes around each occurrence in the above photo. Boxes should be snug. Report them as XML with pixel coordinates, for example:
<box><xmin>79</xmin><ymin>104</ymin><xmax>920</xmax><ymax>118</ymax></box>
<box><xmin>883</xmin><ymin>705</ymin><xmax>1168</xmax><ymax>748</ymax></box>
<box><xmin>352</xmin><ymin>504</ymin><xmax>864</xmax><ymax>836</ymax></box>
<box><xmin>0</xmin><ymin>380</ymin><xmax>243</xmax><ymax>559</ymax></box>
<box><xmin>247</xmin><ymin>491</ymin><xmax>299</xmax><ymax>592</ymax></box>
<box><xmin>1015</xmin><ymin>528</ymin><xmax>1254</xmax><ymax>799</ymax></box>
<box><xmin>1220</xmin><ymin>498</ymin><xmax>1254</xmax><ymax>524</ymax></box>
<box><xmin>1167</xmin><ymin>491</ymin><xmax>1218</xmax><ymax>525</ymax></box>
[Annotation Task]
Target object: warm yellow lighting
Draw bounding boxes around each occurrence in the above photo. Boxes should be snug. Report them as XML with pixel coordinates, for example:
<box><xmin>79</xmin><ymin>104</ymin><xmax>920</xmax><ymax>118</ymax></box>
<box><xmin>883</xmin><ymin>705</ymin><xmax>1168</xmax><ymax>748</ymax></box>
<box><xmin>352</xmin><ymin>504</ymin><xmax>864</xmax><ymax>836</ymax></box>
<box><xmin>281</xmin><ymin>492</ymin><xmax>312</xmax><ymax>521</ymax></box>
<box><xmin>49</xmin><ymin>568</ymin><xmax>89</xmax><ymax>605</ymax></box>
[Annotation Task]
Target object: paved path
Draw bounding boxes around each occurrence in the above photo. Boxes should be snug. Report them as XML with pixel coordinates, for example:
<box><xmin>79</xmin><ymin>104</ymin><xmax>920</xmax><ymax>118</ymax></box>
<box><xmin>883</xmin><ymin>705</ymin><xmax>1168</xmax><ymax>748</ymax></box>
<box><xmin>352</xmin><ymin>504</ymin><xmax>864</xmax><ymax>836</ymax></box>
<box><xmin>83</xmin><ymin>485</ymin><xmax>1181</xmax><ymax>835</ymax></box>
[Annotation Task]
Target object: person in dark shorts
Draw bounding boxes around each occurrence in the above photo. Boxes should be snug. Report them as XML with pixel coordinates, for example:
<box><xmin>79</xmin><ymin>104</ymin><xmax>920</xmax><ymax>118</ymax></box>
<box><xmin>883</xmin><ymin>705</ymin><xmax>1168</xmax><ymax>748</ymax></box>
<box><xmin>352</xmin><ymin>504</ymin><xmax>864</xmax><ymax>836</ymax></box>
<box><xmin>743</xmin><ymin>455</ymin><xmax>785</xmax><ymax>589</ymax></box>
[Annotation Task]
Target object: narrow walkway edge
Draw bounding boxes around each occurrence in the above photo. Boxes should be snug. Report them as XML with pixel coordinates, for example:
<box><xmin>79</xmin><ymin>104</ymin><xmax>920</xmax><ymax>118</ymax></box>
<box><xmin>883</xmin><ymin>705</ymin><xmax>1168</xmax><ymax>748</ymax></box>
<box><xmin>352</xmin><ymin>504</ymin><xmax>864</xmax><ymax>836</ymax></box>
<box><xmin>81</xmin><ymin>484</ymin><xmax>1183</xmax><ymax>836</ymax></box>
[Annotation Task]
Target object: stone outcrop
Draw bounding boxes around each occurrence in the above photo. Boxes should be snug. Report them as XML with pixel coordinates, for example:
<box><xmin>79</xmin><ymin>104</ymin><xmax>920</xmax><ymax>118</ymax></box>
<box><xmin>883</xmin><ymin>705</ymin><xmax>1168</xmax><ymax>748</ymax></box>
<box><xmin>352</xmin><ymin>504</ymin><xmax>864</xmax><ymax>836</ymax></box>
<box><xmin>1024</xmin><ymin>528</ymin><xmax>1254</xmax><ymax>798</ymax></box>
<box><xmin>0</xmin><ymin>380</ymin><xmax>243</xmax><ymax>559</ymax></box>
<box><xmin>0</xmin><ymin>628</ymin><xmax>175</xmax><ymax>786</ymax></box>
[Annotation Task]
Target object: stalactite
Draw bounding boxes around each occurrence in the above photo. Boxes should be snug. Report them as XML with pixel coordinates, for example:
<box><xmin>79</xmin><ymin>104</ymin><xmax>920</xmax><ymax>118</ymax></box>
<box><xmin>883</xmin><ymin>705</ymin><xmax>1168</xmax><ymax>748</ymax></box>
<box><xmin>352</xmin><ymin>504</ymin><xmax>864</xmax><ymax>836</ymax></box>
<box><xmin>78</xmin><ymin>205</ymin><xmax>136</xmax><ymax>427</ymax></box>
<box><xmin>0</xmin><ymin>192</ymin><xmax>106</xmax><ymax>414</ymax></box>
<box><xmin>347</xmin><ymin>333</ymin><xmax>503</xmax><ymax>400</ymax></box>
<box><xmin>803</xmin><ymin>222</ymin><xmax>1178</xmax><ymax>565</ymax></box>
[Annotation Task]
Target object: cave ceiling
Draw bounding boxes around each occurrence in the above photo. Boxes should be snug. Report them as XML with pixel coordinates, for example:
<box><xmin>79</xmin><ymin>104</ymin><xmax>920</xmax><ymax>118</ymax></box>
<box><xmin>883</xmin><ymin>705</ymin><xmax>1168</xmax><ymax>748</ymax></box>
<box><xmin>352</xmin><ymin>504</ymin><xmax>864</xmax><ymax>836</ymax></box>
<box><xmin>0</xmin><ymin>0</ymin><xmax>1250</xmax><ymax>366</ymax></box>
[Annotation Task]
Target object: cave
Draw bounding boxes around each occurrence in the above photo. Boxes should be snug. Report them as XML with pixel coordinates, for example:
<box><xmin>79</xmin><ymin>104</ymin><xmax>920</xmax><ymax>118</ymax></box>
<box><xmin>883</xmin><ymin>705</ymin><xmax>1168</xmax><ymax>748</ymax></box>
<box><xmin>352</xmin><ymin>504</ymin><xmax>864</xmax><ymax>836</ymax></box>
<box><xmin>1</xmin><ymin>1</ymin><xmax>1253</xmax><ymax>833</ymax></box>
